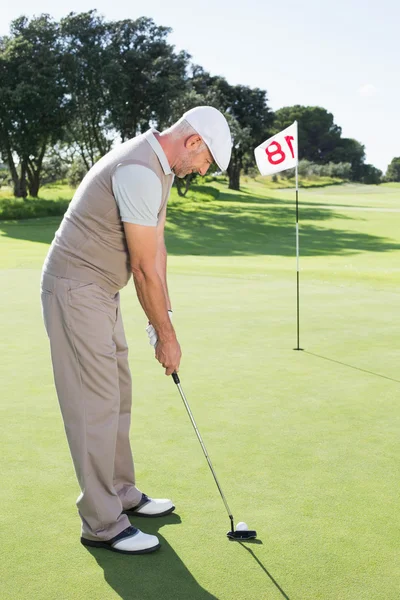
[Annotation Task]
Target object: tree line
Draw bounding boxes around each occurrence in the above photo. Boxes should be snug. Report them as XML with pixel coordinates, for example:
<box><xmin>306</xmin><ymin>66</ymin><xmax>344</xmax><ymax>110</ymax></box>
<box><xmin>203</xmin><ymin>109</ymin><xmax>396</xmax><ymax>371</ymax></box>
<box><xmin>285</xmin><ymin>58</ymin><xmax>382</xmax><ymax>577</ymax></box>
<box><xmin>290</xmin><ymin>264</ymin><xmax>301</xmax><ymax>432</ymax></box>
<box><xmin>0</xmin><ymin>11</ymin><xmax>397</xmax><ymax>199</ymax></box>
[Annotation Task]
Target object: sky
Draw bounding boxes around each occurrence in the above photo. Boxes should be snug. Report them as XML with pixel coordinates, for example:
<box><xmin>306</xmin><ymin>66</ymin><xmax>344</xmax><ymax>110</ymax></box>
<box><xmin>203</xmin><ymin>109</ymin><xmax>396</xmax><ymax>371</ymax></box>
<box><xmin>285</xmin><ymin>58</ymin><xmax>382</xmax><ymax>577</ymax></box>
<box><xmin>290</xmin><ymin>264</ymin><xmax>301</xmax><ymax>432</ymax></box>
<box><xmin>2</xmin><ymin>0</ymin><xmax>399</xmax><ymax>172</ymax></box>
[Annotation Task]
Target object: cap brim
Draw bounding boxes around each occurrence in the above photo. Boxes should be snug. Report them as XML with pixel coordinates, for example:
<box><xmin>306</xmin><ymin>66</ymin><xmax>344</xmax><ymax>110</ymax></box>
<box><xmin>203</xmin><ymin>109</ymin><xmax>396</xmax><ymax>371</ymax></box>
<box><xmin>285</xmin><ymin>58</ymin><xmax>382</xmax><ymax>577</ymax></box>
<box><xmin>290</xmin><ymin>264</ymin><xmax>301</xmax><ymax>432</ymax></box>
<box><xmin>207</xmin><ymin>144</ymin><xmax>230</xmax><ymax>172</ymax></box>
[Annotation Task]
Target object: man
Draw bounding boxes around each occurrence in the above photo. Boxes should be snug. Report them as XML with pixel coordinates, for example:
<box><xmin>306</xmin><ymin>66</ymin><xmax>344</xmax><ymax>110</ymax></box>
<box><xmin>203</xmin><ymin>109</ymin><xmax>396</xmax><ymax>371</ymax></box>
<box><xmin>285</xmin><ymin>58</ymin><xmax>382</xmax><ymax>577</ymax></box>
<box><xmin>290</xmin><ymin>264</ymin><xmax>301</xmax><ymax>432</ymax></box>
<box><xmin>40</xmin><ymin>106</ymin><xmax>232</xmax><ymax>555</ymax></box>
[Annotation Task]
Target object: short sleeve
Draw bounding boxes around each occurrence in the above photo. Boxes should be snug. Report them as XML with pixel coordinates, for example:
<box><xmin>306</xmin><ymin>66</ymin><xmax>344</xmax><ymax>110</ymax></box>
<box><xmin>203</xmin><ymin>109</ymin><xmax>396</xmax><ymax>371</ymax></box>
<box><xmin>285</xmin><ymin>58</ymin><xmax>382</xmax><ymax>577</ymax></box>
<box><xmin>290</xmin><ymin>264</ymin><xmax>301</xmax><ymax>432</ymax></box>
<box><xmin>112</xmin><ymin>164</ymin><xmax>163</xmax><ymax>226</ymax></box>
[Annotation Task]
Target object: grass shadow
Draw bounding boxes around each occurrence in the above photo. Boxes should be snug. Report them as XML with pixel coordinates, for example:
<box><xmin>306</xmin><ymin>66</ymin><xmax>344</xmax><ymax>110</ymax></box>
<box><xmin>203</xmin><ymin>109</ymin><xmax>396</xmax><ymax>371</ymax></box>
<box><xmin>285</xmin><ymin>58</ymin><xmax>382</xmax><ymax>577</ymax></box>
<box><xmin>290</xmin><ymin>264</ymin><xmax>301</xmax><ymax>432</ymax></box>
<box><xmin>1</xmin><ymin>201</ymin><xmax>399</xmax><ymax>258</ymax></box>
<box><xmin>164</xmin><ymin>202</ymin><xmax>399</xmax><ymax>257</ymax></box>
<box><xmin>83</xmin><ymin>514</ymin><xmax>220</xmax><ymax>600</ymax></box>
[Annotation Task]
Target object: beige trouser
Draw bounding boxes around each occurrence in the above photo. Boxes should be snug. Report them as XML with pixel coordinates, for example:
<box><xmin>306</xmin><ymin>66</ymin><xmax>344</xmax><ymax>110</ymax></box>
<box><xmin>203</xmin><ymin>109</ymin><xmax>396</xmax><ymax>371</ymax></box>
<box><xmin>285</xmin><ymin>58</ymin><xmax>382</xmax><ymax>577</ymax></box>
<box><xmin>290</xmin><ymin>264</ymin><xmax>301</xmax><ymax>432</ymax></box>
<box><xmin>40</xmin><ymin>272</ymin><xmax>142</xmax><ymax>541</ymax></box>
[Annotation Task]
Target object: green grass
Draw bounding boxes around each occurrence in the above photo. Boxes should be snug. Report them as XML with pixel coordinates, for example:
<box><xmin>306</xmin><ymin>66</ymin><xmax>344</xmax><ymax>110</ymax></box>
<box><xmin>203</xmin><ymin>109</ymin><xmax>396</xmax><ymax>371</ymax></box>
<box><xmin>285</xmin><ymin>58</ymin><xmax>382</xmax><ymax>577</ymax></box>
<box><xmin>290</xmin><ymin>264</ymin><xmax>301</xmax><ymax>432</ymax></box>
<box><xmin>1</xmin><ymin>181</ymin><xmax>400</xmax><ymax>599</ymax></box>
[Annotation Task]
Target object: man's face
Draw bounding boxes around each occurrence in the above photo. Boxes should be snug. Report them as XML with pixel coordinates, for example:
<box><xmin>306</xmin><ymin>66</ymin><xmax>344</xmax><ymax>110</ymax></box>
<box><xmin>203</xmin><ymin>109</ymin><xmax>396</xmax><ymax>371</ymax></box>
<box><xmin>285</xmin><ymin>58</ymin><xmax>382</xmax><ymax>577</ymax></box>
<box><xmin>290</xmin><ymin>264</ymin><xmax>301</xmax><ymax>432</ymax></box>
<box><xmin>172</xmin><ymin>136</ymin><xmax>214</xmax><ymax>178</ymax></box>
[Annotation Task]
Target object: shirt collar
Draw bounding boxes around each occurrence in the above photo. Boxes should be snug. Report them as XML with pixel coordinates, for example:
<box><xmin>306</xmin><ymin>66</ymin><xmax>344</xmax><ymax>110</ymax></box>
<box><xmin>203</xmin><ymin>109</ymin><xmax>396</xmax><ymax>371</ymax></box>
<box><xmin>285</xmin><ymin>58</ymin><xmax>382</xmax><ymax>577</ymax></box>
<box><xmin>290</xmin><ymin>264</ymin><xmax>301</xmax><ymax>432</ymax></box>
<box><xmin>144</xmin><ymin>129</ymin><xmax>172</xmax><ymax>176</ymax></box>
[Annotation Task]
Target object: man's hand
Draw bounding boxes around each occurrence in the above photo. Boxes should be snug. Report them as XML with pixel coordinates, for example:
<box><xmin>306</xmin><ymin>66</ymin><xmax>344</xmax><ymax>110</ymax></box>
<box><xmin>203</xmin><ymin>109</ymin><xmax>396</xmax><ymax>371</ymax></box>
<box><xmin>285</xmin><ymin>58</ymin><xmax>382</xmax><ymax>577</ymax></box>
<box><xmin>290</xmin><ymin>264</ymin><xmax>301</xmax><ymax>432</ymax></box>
<box><xmin>146</xmin><ymin>310</ymin><xmax>173</xmax><ymax>347</ymax></box>
<box><xmin>147</xmin><ymin>311</ymin><xmax>180</xmax><ymax>375</ymax></box>
<box><xmin>156</xmin><ymin>337</ymin><xmax>182</xmax><ymax>376</ymax></box>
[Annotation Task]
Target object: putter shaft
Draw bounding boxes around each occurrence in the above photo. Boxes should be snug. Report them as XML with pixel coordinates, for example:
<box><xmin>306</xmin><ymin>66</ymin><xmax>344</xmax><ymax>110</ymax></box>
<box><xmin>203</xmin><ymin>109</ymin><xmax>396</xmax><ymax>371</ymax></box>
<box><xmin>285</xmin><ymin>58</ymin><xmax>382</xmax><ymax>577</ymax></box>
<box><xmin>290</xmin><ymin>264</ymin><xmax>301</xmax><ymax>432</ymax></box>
<box><xmin>172</xmin><ymin>372</ymin><xmax>235</xmax><ymax>532</ymax></box>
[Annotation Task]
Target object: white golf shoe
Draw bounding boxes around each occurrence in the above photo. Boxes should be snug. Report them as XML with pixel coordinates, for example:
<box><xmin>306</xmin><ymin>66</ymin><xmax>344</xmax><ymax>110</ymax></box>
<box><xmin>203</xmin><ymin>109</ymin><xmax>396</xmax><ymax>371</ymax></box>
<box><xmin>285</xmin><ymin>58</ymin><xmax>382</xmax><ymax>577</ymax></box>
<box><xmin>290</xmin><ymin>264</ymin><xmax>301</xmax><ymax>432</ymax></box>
<box><xmin>124</xmin><ymin>493</ymin><xmax>175</xmax><ymax>517</ymax></box>
<box><xmin>81</xmin><ymin>525</ymin><xmax>160</xmax><ymax>555</ymax></box>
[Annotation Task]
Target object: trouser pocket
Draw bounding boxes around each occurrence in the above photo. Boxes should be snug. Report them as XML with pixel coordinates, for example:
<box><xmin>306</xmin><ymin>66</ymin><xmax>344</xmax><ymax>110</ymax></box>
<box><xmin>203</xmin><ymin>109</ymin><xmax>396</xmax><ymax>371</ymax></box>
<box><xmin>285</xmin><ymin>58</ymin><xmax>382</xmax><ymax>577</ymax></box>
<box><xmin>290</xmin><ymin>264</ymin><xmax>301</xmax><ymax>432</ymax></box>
<box><xmin>40</xmin><ymin>273</ymin><xmax>56</xmax><ymax>337</ymax></box>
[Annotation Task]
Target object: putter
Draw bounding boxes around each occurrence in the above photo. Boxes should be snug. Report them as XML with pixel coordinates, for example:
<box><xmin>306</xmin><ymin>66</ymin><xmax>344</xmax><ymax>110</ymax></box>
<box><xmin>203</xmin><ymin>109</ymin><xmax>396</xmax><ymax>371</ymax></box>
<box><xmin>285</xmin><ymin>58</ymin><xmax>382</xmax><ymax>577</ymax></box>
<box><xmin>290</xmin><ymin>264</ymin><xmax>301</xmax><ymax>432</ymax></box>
<box><xmin>172</xmin><ymin>372</ymin><xmax>257</xmax><ymax>541</ymax></box>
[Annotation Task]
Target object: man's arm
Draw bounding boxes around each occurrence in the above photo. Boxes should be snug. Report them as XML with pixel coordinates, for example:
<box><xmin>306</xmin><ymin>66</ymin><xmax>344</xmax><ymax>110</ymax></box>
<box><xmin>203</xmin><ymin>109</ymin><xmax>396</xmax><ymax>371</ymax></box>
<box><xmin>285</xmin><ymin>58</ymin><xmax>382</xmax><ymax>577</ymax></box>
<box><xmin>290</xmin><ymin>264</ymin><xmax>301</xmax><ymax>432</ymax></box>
<box><xmin>112</xmin><ymin>164</ymin><xmax>180</xmax><ymax>373</ymax></box>
<box><xmin>155</xmin><ymin>205</ymin><xmax>171</xmax><ymax>311</ymax></box>
<box><xmin>123</xmin><ymin>222</ymin><xmax>181</xmax><ymax>375</ymax></box>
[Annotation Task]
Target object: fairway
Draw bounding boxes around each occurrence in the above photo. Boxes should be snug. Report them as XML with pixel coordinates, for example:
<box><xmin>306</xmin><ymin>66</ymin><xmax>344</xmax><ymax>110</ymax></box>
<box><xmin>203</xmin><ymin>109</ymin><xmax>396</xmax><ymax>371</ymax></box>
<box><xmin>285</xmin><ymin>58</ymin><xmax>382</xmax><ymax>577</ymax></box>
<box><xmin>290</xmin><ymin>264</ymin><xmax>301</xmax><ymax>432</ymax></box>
<box><xmin>1</xmin><ymin>182</ymin><xmax>400</xmax><ymax>600</ymax></box>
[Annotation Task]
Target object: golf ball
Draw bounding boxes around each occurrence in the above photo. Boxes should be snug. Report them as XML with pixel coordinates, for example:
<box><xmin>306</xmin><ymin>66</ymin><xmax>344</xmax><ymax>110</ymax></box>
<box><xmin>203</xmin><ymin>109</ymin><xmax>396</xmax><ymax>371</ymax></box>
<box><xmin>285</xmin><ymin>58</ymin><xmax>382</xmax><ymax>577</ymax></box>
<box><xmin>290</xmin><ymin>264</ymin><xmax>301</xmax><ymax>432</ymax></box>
<box><xmin>236</xmin><ymin>522</ymin><xmax>248</xmax><ymax>531</ymax></box>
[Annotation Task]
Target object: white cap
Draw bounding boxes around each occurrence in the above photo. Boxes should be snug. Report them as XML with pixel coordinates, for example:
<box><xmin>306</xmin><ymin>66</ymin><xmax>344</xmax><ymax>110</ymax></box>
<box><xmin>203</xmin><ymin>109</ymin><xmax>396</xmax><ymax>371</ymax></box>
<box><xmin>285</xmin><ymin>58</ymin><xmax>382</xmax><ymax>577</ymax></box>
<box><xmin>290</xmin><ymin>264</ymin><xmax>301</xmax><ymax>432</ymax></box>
<box><xmin>182</xmin><ymin>106</ymin><xmax>232</xmax><ymax>171</ymax></box>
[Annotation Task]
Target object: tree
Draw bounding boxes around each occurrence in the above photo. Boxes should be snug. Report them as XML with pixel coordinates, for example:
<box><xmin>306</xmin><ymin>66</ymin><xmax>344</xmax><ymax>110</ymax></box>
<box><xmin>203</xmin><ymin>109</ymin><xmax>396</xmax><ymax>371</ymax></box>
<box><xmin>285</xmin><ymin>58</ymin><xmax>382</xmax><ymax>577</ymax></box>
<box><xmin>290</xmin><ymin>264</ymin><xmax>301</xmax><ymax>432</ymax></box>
<box><xmin>60</xmin><ymin>11</ymin><xmax>114</xmax><ymax>170</ymax></box>
<box><xmin>385</xmin><ymin>157</ymin><xmax>400</xmax><ymax>182</ymax></box>
<box><xmin>226</xmin><ymin>116</ymin><xmax>252</xmax><ymax>190</ymax></box>
<box><xmin>40</xmin><ymin>149</ymin><xmax>69</xmax><ymax>184</ymax></box>
<box><xmin>272</xmin><ymin>106</ymin><xmax>372</xmax><ymax>181</ymax></box>
<box><xmin>168</xmin><ymin>87</ymin><xmax>209</xmax><ymax>197</ymax></box>
<box><xmin>326</xmin><ymin>138</ymin><xmax>366</xmax><ymax>180</ymax></box>
<box><xmin>190</xmin><ymin>66</ymin><xmax>232</xmax><ymax>111</ymax></box>
<box><xmin>273</xmin><ymin>105</ymin><xmax>342</xmax><ymax>164</ymax></box>
<box><xmin>189</xmin><ymin>68</ymin><xmax>273</xmax><ymax>190</ymax></box>
<box><xmin>67</xmin><ymin>157</ymin><xmax>88</xmax><ymax>187</ymax></box>
<box><xmin>359</xmin><ymin>164</ymin><xmax>382</xmax><ymax>185</ymax></box>
<box><xmin>0</xmin><ymin>15</ymin><xmax>67</xmax><ymax>197</ymax></box>
<box><xmin>105</xmin><ymin>17</ymin><xmax>189</xmax><ymax>140</ymax></box>
<box><xmin>226</xmin><ymin>85</ymin><xmax>273</xmax><ymax>189</ymax></box>
<box><xmin>0</xmin><ymin>159</ymin><xmax>10</xmax><ymax>188</ymax></box>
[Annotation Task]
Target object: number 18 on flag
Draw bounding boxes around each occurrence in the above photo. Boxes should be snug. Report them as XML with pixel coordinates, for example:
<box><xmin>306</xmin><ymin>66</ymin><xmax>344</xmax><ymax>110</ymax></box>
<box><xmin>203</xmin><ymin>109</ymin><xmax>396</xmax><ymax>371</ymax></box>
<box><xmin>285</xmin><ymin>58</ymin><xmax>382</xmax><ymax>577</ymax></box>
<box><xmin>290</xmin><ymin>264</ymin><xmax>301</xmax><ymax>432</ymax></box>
<box><xmin>254</xmin><ymin>121</ymin><xmax>298</xmax><ymax>176</ymax></box>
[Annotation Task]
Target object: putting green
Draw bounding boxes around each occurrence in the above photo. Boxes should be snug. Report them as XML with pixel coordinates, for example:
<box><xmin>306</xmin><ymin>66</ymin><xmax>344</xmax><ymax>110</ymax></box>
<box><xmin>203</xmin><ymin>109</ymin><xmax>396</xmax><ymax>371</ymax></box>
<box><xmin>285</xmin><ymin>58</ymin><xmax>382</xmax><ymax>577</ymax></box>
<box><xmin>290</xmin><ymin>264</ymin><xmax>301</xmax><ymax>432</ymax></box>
<box><xmin>1</xmin><ymin>181</ymin><xmax>399</xmax><ymax>599</ymax></box>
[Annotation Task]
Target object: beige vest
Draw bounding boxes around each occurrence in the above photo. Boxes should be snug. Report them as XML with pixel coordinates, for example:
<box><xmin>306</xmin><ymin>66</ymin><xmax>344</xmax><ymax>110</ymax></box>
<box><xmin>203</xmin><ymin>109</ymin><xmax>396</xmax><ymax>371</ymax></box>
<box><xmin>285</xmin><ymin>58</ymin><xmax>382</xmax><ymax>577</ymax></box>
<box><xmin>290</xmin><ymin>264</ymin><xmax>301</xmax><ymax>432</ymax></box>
<box><xmin>43</xmin><ymin>132</ymin><xmax>174</xmax><ymax>294</ymax></box>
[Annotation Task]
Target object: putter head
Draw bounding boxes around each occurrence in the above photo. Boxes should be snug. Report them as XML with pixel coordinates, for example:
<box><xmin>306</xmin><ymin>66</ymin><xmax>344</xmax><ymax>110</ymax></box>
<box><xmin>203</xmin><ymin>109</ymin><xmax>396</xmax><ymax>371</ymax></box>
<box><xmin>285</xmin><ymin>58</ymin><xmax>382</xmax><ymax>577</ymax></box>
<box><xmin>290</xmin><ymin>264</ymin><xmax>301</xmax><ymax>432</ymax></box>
<box><xmin>227</xmin><ymin>529</ymin><xmax>257</xmax><ymax>541</ymax></box>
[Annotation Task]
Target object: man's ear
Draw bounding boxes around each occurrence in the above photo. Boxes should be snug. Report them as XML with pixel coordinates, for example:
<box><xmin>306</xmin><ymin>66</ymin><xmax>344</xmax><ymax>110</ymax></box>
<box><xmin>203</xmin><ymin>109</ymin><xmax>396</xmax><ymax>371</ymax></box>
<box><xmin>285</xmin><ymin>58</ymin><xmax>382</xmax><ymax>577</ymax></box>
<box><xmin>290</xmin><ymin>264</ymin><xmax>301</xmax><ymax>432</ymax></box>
<box><xmin>184</xmin><ymin>134</ymin><xmax>203</xmax><ymax>150</ymax></box>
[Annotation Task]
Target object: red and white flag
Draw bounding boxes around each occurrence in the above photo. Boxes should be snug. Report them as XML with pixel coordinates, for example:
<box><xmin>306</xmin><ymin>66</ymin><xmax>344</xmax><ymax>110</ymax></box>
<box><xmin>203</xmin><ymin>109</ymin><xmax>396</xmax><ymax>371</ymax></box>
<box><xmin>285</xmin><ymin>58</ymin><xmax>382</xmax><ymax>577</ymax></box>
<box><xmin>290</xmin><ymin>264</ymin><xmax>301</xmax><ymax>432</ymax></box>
<box><xmin>254</xmin><ymin>122</ymin><xmax>298</xmax><ymax>176</ymax></box>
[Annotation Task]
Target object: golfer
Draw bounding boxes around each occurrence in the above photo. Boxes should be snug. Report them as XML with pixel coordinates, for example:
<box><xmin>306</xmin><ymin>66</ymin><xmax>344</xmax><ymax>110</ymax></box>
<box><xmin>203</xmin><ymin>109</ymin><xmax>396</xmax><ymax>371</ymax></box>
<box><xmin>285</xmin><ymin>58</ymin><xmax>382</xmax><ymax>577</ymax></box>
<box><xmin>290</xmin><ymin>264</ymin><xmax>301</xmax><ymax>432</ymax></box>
<box><xmin>40</xmin><ymin>106</ymin><xmax>232</xmax><ymax>555</ymax></box>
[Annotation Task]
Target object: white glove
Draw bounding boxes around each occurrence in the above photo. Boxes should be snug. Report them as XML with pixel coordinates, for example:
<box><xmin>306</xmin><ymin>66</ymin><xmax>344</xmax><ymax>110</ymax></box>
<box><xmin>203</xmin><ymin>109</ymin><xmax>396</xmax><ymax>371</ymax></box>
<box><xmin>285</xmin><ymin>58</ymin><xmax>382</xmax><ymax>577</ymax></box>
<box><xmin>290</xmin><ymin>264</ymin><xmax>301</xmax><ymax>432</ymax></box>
<box><xmin>146</xmin><ymin>310</ymin><xmax>173</xmax><ymax>347</ymax></box>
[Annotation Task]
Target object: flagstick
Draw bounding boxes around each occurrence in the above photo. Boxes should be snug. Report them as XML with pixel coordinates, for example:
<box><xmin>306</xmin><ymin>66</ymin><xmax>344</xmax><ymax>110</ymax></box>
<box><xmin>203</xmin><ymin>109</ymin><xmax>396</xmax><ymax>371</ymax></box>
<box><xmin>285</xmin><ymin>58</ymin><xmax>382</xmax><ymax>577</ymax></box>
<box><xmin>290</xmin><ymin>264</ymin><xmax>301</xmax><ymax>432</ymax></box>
<box><xmin>254</xmin><ymin>121</ymin><xmax>302</xmax><ymax>350</ymax></box>
<box><xmin>294</xmin><ymin>163</ymin><xmax>303</xmax><ymax>351</ymax></box>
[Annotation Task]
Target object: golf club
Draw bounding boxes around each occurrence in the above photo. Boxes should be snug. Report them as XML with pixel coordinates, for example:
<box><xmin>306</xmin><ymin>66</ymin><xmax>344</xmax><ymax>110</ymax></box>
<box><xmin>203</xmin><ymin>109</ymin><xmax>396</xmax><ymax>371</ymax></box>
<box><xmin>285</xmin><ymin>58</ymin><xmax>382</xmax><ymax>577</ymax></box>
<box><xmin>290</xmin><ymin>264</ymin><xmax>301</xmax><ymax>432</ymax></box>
<box><xmin>171</xmin><ymin>372</ymin><xmax>257</xmax><ymax>541</ymax></box>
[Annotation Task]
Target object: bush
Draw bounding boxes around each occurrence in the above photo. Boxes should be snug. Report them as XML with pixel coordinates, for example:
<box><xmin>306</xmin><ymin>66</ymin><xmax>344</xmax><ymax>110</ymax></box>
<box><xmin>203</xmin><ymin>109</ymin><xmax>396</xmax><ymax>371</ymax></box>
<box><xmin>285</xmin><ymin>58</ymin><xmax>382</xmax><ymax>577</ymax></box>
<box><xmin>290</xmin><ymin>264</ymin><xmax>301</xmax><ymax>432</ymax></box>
<box><xmin>385</xmin><ymin>157</ymin><xmax>400</xmax><ymax>182</ymax></box>
<box><xmin>0</xmin><ymin>198</ymin><xmax>69</xmax><ymax>220</ymax></box>
<box><xmin>67</xmin><ymin>158</ymin><xmax>88</xmax><ymax>187</ymax></box>
<box><xmin>297</xmin><ymin>160</ymin><xmax>312</xmax><ymax>177</ymax></box>
<box><xmin>327</xmin><ymin>162</ymin><xmax>352</xmax><ymax>179</ymax></box>
<box><xmin>41</xmin><ymin>156</ymin><xmax>69</xmax><ymax>185</ymax></box>
<box><xmin>244</xmin><ymin>166</ymin><xmax>260</xmax><ymax>179</ymax></box>
<box><xmin>0</xmin><ymin>167</ymin><xmax>11</xmax><ymax>189</ymax></box>
<box><xmin>359</xmin><ymin>164</ymin><xmax>382</xmax><ymax>185</ymax></box>
<box><xmin>296</xmin><ymin>160</ymin><xmax>352</xmax><ymax>179</ymax></box>
<box><xmin>296</xmin><ymin>160</ymin><xmax>380</xmax><ymax>184</ymax></box>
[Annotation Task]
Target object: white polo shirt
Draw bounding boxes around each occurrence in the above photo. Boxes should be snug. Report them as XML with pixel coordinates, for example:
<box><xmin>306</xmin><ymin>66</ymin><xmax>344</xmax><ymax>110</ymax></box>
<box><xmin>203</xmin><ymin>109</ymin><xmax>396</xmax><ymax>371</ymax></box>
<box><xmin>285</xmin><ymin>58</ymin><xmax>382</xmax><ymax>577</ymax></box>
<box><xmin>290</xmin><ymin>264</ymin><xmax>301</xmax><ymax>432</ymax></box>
<box><xmin>112</xmin><ymin>129</ymin><xmax>173</xmax><ymax>227</ymax></box>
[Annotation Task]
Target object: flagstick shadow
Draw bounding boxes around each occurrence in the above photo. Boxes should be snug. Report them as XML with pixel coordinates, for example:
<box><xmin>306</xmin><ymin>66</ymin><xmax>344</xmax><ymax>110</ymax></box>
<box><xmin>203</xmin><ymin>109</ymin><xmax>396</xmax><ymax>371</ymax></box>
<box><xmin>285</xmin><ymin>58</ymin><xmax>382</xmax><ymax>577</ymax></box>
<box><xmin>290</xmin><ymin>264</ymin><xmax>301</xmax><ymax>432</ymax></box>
<box><xmin>238</xmin><ymin>542</ymin><xmax>292</xmax><ymax>600</ymax></box>
<box><xmin>304</xmin><ymin>351</ymin><xmax>400</xmax><ymax>384</ymax></box>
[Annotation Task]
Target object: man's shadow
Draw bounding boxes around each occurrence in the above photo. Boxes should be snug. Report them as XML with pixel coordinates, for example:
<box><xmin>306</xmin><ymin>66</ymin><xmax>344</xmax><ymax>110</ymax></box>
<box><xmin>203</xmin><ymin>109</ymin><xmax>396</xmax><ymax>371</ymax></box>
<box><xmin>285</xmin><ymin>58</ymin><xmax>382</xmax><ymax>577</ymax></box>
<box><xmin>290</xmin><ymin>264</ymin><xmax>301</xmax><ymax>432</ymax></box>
<box><xmin>83</xmin><ymin>513</ymin><xmax>219</xmax><ymax>600</ymax></box>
